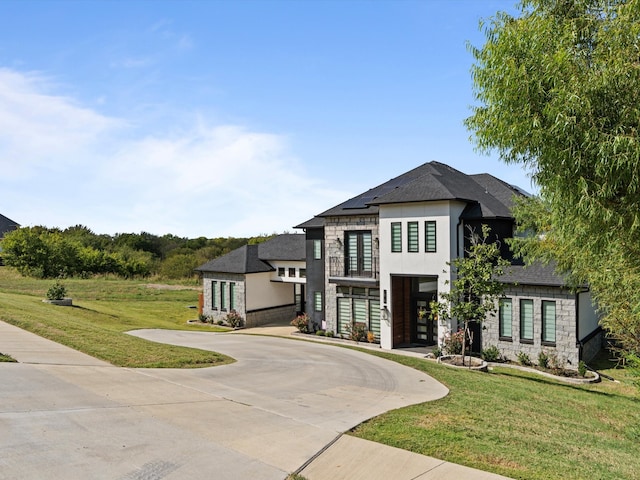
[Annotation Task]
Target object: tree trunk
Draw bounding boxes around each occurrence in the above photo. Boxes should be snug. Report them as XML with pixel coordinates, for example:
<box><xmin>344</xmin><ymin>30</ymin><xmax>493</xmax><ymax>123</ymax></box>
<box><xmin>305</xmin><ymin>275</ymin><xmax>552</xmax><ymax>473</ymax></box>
<box><xmin>461</xmin><ymin>320</ymin><xmax>469</xmax><ymax>366</ymax></box>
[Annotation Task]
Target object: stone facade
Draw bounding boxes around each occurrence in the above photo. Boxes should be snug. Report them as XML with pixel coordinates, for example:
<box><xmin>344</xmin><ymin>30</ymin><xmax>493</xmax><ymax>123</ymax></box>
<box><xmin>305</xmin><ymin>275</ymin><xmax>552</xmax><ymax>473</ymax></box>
<box><xmin>323</xmin><ymin>214</ymin><xmax>379</xmax><ymax>334</ymax></box>
<box><xmin>201</xmin><ymin>272</ymin><xmax>246</xmax><ymax>323</ymax></box>
<box><xmin>482</xmin><ymin>285</ymin><xmax>580</xmax><ymax>368</ymax></box>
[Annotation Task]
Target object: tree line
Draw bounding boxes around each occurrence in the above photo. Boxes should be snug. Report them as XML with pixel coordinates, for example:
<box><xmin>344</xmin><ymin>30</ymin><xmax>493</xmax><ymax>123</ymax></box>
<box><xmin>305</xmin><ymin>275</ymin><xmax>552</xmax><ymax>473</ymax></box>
<box><xmin>0</xmin><ymin>225</ymin><xmax>273</xmax><ymax>279</ymax></box>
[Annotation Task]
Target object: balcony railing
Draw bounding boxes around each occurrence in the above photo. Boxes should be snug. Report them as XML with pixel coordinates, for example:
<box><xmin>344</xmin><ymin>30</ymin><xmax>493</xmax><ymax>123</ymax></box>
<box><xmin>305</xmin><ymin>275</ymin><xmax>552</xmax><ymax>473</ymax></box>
<box><xmin>329</xmin><ymin>256</ymin><xmax>379</xmax><ymax>279</ymax></box>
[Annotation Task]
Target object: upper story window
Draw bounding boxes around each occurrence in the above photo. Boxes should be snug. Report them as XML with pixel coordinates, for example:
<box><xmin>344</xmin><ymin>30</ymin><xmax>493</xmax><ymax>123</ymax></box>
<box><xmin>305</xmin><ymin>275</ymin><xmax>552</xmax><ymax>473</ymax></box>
<box><xmin>408</xmin><ymin>222</ymin><xmax>419</xmax><ymax>252</ymax></box>
<box><xmin>391</xmin><ymin>222</ymin><xmax>402</xmax><ymax>252</ymax></box>
<box><xmin>313</xmin><ymin>239</ymin><xmax>322</xmax><ymax>260</ymax></box>
<box><xmin>289</xmin><ymin>267</ymin><xmax>296</xmax><ymax>277</ymax></box>
<box><xmin>299</xmin><ymin>268</ymin><xmax>306</xmax><ymax>278</ymax></box>
<box><xmin>425</xmin><ymin>221</ymin><xmax>437</xmax><ymax>253</ymax></box>
<box><xmin>278</xmin><ymin>267</ymin><xmax>285</xmax><ymax>277</ymax></box>
<box><xmin>346</xmin><ymin>231</ymin><xmax>372</xmax><ymax>276</ymax></box>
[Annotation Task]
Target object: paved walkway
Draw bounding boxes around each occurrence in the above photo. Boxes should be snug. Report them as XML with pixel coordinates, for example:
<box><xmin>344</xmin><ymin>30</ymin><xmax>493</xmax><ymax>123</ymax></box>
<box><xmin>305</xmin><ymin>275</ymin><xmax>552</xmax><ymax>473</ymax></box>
<box><xmin>0</xmin><ymin>320</ymin><xmax>511</xmax><ymax>480</ymax></box>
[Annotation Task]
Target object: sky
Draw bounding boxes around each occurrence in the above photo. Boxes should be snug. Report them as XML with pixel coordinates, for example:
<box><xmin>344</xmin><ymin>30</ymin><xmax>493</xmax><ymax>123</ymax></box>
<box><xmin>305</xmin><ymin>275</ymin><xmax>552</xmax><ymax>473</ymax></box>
<box><xmin>0</xmin><ymin>0</ymin><xmax>529</xmax><ymax>239</ymax></box>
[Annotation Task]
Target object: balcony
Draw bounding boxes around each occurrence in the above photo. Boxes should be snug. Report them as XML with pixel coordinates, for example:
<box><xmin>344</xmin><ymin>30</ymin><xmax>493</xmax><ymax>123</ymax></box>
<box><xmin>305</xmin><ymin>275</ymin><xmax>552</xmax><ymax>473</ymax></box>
<box><xmin>329</xmin><ymin>256</ymin><xmax>379</xmax><ymax>282</ymax></box>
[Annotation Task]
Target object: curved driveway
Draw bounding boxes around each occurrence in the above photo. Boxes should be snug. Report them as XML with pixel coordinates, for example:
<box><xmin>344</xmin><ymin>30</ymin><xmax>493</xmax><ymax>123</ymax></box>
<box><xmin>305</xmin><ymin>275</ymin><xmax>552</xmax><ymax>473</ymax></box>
<box><xmin>0</xmin><ymin>324</ymin><xmax>448</xmax><ymax>479</ymax></box>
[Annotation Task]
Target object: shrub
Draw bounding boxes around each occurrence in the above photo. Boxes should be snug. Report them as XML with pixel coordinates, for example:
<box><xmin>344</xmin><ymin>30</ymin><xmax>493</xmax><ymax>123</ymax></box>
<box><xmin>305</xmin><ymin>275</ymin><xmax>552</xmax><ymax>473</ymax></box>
<box><xmin>481</xmin><ymin>345</ymin><xmax>501</xmax><ymax>362</ymax></box>
<box><xmin>433</xmin><ymin>346</ymin><xmax>443</xmax><ymax>358</ymax></box>
<box><xmin>443</xmin><ymin>329</ymin><xmax>464</xmax><ymax>355</ymax></box>
<box><xmin>347</xmin><ymin>321</ymin><xmax>368</xmax><ymax>342</ymax></box>
<box><xmin>538</xmin><ymin>350</ymin><xmax>550</xmax><ymax>369</ymax></box>
<box><xmin>198</xmin><ymin>313</ymin><xmax>208</xmax><ymax>323</ymax></box>
<box><xmin>578</xmin><ymin>360</ymin><xmax>588</xmax><ymax>377</ymax></box>
<box><xmin>316</xmin><ymin>329</ymin><xmax>326</xmax><ymax>336</ymax></box>
<box><xmin>290</xmin><ymin>313</ymin><xmax>310</xmax><ymax>333</ymax></box>
<box><xmin>548</xmin><ymin>352</ymin><xmax>563</xmax><ymax>373</ymax></box>
<box><xmin>325</xmin><ymin>330</ymin><xmax>334</xmax><ymax>338</ymax></box>
<box><xmin>216</xmin><ymin>320</ymin><xmax>224</xmax><ymax>326</ymax></box>
<box><xmin>46</xmin><ymin>281</ymin><xmax>67</xmax><ymax>300</ymax></box>
<box><xmin>517</xmin><ymin>351</ymin><xmax>532</xmax><ymax>366</ymax></box>
<box><xmin>367</xmin><ymin>331</ymin><xmax>376</xmax><ymax>343</ymax></box>
<box><xmin>225</xmin><ymin>310</ymin><xmax>244</xmax><ymax>328</ymax></box>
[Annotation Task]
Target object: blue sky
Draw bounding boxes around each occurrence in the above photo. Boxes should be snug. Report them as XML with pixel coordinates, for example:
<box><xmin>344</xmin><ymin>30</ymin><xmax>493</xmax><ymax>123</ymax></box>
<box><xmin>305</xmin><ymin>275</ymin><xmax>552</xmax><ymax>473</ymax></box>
<box><xmin>0</xmin><ymin>0</ymin><xmax>528</xmax><ymax>238</ymax></box>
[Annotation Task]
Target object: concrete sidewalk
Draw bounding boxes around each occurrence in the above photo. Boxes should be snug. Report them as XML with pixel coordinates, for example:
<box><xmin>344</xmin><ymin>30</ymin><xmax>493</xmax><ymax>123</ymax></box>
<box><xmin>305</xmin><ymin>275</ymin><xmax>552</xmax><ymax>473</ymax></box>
<box><xmin>237</xmin><ymin>323</ymin><xmax>512</xmax><ymax>480</ymax></box>
<box><xmin>0</xmin><ymin>320</ymin><xmax>511</xmax><ymax>480</ymax></box>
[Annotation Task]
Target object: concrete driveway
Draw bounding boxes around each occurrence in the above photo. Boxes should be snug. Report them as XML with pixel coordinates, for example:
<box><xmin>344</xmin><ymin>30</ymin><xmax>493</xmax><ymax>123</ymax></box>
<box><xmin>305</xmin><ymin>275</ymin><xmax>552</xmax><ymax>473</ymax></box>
<box><xmin>0</xmin><ymin>323</ymin><xmax>448</xmax><ymax>479</ymax></box>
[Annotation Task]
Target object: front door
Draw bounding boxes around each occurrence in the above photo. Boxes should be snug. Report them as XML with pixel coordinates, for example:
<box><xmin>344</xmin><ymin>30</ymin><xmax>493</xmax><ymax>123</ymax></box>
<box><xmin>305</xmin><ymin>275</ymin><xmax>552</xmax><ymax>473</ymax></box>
<box><xmin>414</xmin><ymin>295</ymin><xmax>437</xmax><ymax>345</ymax></box>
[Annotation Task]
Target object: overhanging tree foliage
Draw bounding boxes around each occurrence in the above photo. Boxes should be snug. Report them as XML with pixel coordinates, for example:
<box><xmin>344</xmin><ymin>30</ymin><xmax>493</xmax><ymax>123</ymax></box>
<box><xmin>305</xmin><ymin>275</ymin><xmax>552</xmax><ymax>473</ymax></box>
<box><xmin>466</xmin><ymin>0</ymin><xmax>640</xmax><ymax>356</ymax></box>
<box><xmin>431</xmin><ymin>225</ymin><xmax>510</xmax><ymax>365</ymax></box>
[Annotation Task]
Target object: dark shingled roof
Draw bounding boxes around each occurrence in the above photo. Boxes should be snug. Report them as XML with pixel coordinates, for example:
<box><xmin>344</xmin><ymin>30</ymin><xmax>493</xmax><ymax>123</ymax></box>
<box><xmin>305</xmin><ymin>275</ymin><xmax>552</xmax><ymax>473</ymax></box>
<box><xmin>316</xmin><ymin>161</ymin><xmax>525</xmax><ymax>220</ymax></box>
<box><xmin>195</xmin><ymin>234</ymin><xmax>305</xmax><ymax>274</ymax></box>
<box><xmin>258</xmin><ymin>234</ymin><xmax>306</xmax><ymax>261</ymax></box>
<box><xmin>0</xmin><ymin>213</ymin><xmax>19</xmax><ymax>238</ymax></box>
<box><xmin>499</xmin><ymin>262</ymin><xmax>568</xmax><ymax>287</ymax></box>
<box><xmin>294</xmin><ymin>216</ymin><xmax>325</xmax><ymax>229</ymax></box>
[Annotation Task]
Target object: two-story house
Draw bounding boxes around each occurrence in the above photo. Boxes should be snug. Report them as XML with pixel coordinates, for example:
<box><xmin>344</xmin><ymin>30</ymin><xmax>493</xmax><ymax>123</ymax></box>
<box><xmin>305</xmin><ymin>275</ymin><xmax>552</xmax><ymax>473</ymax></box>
<box><xmin>297</xmin><ymin>162</ymin><xmax>602</xmax><ymax>368</ymax></box>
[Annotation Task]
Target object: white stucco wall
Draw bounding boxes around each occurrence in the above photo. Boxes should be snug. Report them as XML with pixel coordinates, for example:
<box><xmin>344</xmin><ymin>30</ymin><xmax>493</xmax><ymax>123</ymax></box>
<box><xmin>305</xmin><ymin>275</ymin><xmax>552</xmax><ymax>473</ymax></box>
<box><xmin>378</xmin><ymin>200</ymin><xmax>467</xmax><ymax>349</ymax></box>
<box><xmin>245</xmin><ymin>271</ymin><xmax>294</xmax><ymax>311</ymax></box>
<box><xmin>269</xmin><ymin>260</ymin><xmax>307</xmax><ymax>283</ymax></box>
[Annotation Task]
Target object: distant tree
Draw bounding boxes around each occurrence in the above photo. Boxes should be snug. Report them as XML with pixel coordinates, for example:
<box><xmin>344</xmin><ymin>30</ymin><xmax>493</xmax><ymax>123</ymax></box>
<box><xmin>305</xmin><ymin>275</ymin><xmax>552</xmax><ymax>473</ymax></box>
<box><xmin>465</xmin><ymin>0</ymin><xmax>640</xmax><ymax>357</ymax></box>
<box><xmin>430</xmin><ymin>226</ymin><xmax>510</xmax><ymax>365</ymax></box>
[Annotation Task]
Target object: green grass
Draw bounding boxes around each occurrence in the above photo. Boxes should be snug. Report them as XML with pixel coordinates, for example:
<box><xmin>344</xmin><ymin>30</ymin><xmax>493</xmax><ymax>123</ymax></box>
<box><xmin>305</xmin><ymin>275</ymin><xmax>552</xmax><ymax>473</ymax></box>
<box><xmin>349</xmin><ymin>348</ymin><xmax>640</xmax><ymax>480</ymax></box>
<box><xmin>0</xmin><ymin>268</ymin><xmax>233</xmax><ymax>368</ymax></box>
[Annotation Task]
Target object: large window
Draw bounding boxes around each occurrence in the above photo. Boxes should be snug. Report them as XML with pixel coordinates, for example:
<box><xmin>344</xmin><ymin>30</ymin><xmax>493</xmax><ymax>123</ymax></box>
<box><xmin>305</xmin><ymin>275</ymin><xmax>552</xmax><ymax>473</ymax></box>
<box><xmin>391</xmin><ymin>222</ymin><xmax>402</xmax><ymax>252</ymax></box>
<box><xmin>499</xmin><ymin>298</ymin><xmax>512</xmax><ymax>339</ymax></box>
<box><xmin>425</xmin><ymin>221</ymin><xmax>437</xmax><ymax>252</ymax></box>
<box><xmin>229</xmin><ymin>282</ymin><xmax>236</xmax><ymax>310</ymax></box>
<box><xmin>220</xmin><ymin>281</ymin><xmax>227</xmax><ymax>311</ymax></box>
<box><xmin>211</xmin><ymin>281</ymin><xmax>218</xmax><ymax>310</ymax></box>
<box><xmin>408</xmin><ymin>222</ymin><xmax>419</xmax><ymax>252</ymax></box>
<box><xmin>520</xmin><ymin>299</ymin><xmax>533</xmax><ymax>341</ymax></box>
<box><xmin>346</xmin><ymin>231</ymin><xmax>372</xmax><ymax>276</ymax></box>
<box><xmin>313</xmin><ymin>239</ymin><xmax>322</xmax><ymax>260</ymax></box>
<box><xmin>336</xmin><ymin>287</ymin><xmax>380</xmax><ymax>341</ymax></box>
<box><xmin>542</xmin><ymin>301</ymin><xmax>556</xmax><ymax>344</ymax></box>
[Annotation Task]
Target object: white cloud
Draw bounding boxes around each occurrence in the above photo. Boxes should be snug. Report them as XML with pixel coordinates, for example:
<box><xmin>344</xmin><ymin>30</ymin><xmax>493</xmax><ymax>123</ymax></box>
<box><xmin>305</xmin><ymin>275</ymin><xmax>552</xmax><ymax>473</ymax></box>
<box><xmin>0</xmin><ymin>68</ymin><xmax>347</xmax><ymax>237</ymax></box>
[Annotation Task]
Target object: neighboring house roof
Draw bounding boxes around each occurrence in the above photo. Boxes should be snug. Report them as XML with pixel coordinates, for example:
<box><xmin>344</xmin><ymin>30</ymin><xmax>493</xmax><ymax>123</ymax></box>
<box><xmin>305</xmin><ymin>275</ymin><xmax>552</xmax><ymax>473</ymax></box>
<box><xmin>294</xmin><ymin>216</ymin><xmax>325</xmax><ymax>230</ymax></box>
<box><xmin>499</xmin><ymin>262</ymin><xmax>569</xmax><ymax>288</ymax></box>
<box><xmin>316</xmin><ymin>161</ymin><xmax>526</xmax><ymax>220</ymax></box>
<box><xmin>258</xmin><ymin>233</ymin><xmax>306</xmax><ymax>261</ymax></box>
<box><xmin>0</xmin><ymin>213</ymin><xmax>19</xmax><ymax>238</ymax></box>
<box><xmin>195</xmin><ymin>234</ymin><xmax>305</xmax><ymax>274</ymax></box>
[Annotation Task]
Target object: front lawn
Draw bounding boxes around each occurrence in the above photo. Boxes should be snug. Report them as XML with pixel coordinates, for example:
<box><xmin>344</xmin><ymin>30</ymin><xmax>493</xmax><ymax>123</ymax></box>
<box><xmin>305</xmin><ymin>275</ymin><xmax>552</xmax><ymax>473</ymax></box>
<box><xmin>0</xmin><ymin>268</ymin><xmax>233</xmax><ymax>368</ymax></box>
<box><xmin>350</xmin><ymin>349</ymin><xmax>640</xmax><ymax>480</ymax></box>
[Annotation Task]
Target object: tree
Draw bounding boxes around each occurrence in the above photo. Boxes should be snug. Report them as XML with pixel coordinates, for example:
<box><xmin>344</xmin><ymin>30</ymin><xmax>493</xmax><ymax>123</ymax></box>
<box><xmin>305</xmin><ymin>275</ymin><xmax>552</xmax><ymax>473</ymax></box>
<box><xmin>466</xmin><ymin>0</ymin><xmax>640</xmax><ymax>357</ymax></box>
<box><xmin>430</xmin><ymin>225</ymin><xmax>510</xmax><ymax>365</ymax></box>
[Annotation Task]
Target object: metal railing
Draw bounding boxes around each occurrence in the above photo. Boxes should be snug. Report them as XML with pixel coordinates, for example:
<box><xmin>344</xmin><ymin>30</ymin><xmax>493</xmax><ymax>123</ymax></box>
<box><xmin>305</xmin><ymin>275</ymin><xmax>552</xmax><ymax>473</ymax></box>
<box><xmin>329</xmin><ymin>256</ymin><xmax>379</xmax><ymax>279</ymax></box>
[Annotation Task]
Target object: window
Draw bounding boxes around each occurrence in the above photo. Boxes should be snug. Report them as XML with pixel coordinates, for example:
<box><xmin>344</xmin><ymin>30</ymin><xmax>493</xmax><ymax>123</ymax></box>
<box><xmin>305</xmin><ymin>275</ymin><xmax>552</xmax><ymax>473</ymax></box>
<box><xmin>499</xmin><ymin>298</ymin><xmax>512</xmax><ymax>339</ymax></box>
<box><xmin>425</xmin><ymin>221</ymin><xmax>436</xmax><ymax>252</ymax></box>
<box><xmin>278</xmin><ymin>267</ymin><xmax>285</xmax><ymax>277</ymax></box>
<box><xmin>520</xmin><ymin>299</ymin><xmax>533</xmax><ymax>341</ymax></box>
<box><xmin>220</xmin><ymin>281</ymin><xmax>227</xmax><ymax>311</ymax></box>
<box><xmin>346</xmin><ymin>231</ymin><xmax>372</xmax><ymax>276</ymax></box>
<box><xmin>211</xmin><ymin>281</ymin><xmax>218</xmax><ymax>310</ymax></box>
<box><xmin>391</xmin><ymin>222</ymin><xmax>402</xmax><ymax>252</ymax></box>
<box><xmin>369</xmin><ymin>299</ymin><xmax>380</xmax><ymax>341</ymax></box>
<box><xmin>338</xmin><ymin>297</ymin><xmax>351</xmax><ymax>333</ymax></box>
<box><xmin>542</xmin><ymin>301</ymin><xmax>556</xmax><ymax>344</ymax></box>
<box><xmin>299</xmin><ymin>268</ymin><xmax>306</xmax><ymax>278</ymax></box>
<box><xmin>289</xmin><ymin>267</ymin><xmax>296</xmax><ymax>277</ymax></box>
<box><xmin>313</xmin><ymin>239</ymin><xmax>322</xmax><ymax>260</ymax></box>
<box><xmin>314</xmin><ymin>291</ymin><xmax>323</xmax><ymax>312</ymax></box>
<box><xmin>408</xmin><ymin>222</ymin><xmax>419</xmax><ymax>252</ymax></box>
<box><xmin>229</xmin><ymin>282</ymin><xmax>236</xmax><ymax>310</ymax></box>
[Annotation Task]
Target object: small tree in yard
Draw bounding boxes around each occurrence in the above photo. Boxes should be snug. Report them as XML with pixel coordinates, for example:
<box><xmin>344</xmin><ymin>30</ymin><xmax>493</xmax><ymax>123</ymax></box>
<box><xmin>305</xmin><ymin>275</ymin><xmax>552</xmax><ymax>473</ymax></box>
<box><xmin>431</xmin><ymin>225</ymin><xmax>510</xmax><ymax>366</ymax></box>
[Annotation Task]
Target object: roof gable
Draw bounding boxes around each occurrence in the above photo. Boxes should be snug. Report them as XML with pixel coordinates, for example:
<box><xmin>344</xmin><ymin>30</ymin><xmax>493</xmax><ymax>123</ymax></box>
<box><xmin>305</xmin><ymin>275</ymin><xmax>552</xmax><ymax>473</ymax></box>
<box><xmin>195</xmin><ymin>234</ymin><xmax>305</xmax><ymax>274</ymax></box>
<box><xmin>0</xmin><ymin>213</ymin><xmax>19</xmax><ymax>238</ymax></box>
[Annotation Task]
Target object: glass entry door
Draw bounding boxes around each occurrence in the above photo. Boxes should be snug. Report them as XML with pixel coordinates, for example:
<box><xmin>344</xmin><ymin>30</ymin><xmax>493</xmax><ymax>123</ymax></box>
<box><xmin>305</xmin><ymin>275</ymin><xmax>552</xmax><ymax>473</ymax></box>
<box><xmin>412</xmin><ymin>277</ymin><xmax>438</xmax><ymax>345</ymax></box>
